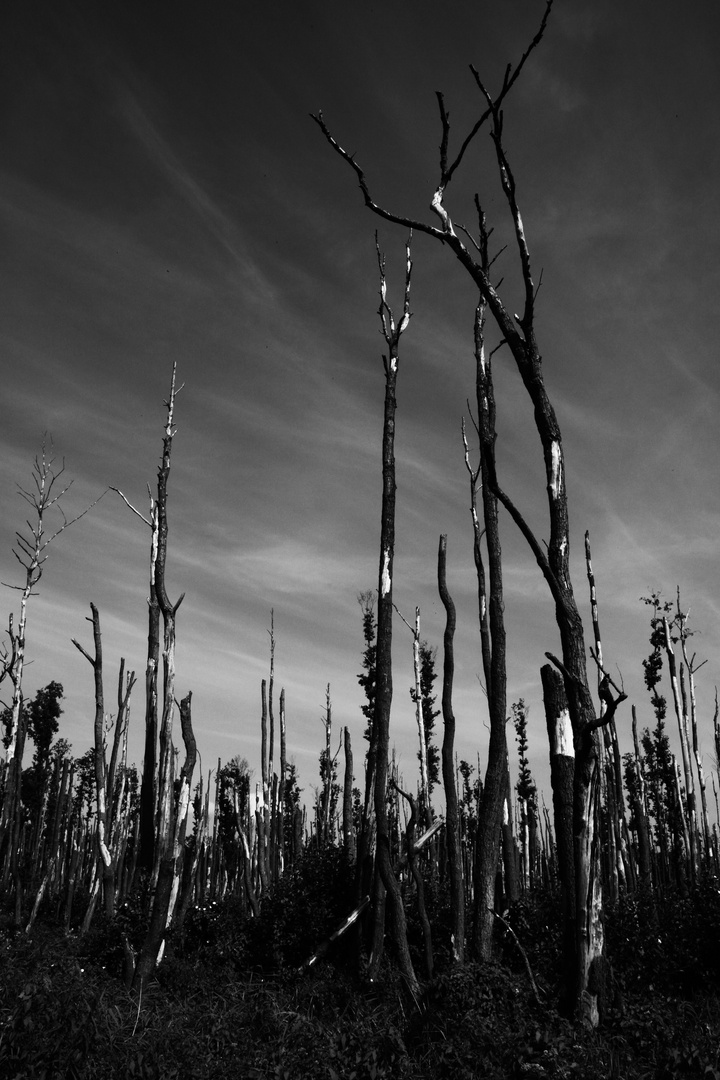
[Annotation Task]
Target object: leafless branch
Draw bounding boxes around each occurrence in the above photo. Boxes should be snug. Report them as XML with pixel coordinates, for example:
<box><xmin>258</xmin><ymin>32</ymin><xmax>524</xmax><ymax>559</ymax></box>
<box><xmin>311</xmin><ymin>113</ymin><xmax>442</xmax><ymax>239</ymax></box>
<box><xmin>110</xmin><ymin>487</ymin><xmax>153</xmax><ymax>528</ymax></box>
<box><xmin>589</xmin><ymin>646</ymin><xmax>624</xmax><ymax>697</ymax></box>
<box><xmin>492</xmin><ymin>908</ymin><xmax>544</xmax><ymax>1004</ymax></box>
<box><xmin>445</xmin><ymin>0</ymin><xmax>554</xmax><ymax>186</ymax></box>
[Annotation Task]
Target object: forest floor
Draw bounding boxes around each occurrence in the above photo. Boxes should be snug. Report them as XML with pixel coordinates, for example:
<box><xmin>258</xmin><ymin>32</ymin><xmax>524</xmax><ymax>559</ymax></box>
<box><xmin>1</xmin><ymin>865</ymin><xmax>719</xmax><ymax>1079</ymax></box>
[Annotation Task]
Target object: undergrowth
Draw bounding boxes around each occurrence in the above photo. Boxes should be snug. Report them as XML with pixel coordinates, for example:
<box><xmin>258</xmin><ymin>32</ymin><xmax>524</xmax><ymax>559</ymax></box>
<box><xmin>1</xmin><ymin>863</ymin><xmax>719</xmax><ymax>1079</ymax></box>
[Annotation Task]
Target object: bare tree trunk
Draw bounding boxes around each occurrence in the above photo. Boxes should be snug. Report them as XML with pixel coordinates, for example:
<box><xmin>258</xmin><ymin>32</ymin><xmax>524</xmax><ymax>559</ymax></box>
<box><xmin>267</xmin><ymin>615</ymin><xmax>275</xmax><ymax>871</ymax></box>
<box><xmin>322</xmin><ymin>684</ymin><xmax>332</xmax><ymax>846</ymax></box>
<box><xmin>503</xmin><ymin>782</ymin><xmax>520</xmax><ymax>903</ymax></box>
<box><xmin>167</xmin><ymin>691</ymin><xmax>197</xmax><ymax>922</ymax></box>
<box><xmin>631</xmin><ymin>708</ymin><xmax>653</xmax><ymax>892</ymax></box>
<box><xmin>663</xmin><ymin>616</ymin><xmax>697</xmax><ymax>879</ymax></box>
<box><xmin>542</xmin><ymin>663</ymin><xmax>575</xmax><ymax>1015</ymax></box>
<box><xmin>438</xmin><ymin>535</ymin><xmax>464</xmax><ymax>963</ymax></box>
<box><xmin>395</xmin><ymin>784</ymin><xmax>433</xmax><ymax>979</ymax></box>
<box><xmin>408</xmin><ymin>607</ymin><xmax>431</xmax><ymax>825</ymax></box>
<box><xmin>464</xmin><ymin>240</ymin><xmax>508</xmax><ymax>962</ymax></box>
<box><xmin>152</xmin><ymin>365</ymin><xmax>185</xmax><ymax>890</ymax></box>
<box><xmin>585</xmin><ymin>532</ymin><xmax>629</xmax><ymax>896</ymax></box>
<box><xmin>259</xmin><ymin>679</ymin><xmax>269</xmax><ymax>885</ymax></box>
<box><xmin>72</xmin><ymin>604</ymin><xmax>117</xmax><ymax>919</ymax></box>
<box><xmin>279</xmin><ymin>688</ymin><xmax>287</xmax><ymax>874</ymax></box>
<box><xmin>676</xmin><ymin>597</ymin><xmax>712</xmax><ymax>869</ymax></box>
<box><xmin>343</xmin><ymin>727</ymin><xmax>355</xmax><ymax>863</ymax></box>
<box><xmin>139</xmin><ymin>537</ymin><xmax>160</xmax><ymax>873</ymax></box>
<box><xmin>366</xmin><ymin>235</ymin><xmax>418</xmax><ymax>995</ymax></box>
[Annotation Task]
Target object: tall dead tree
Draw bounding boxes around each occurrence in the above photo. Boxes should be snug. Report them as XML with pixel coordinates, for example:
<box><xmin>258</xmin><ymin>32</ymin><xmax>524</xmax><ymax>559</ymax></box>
<box><xmin>365</xmin><ymin>234</ymin><xmax>418</xmax><ymax>994</ymax></box>
<box><xmin>437</xmin><ymin>535</ymin><xmax>464</xmax><ymax>963</ymax></box>
<box><xmin>585</xmin><ymin>532</ymin><xmax>630</xmax><ymax>897</ymax></box>
<box><xmin>668</xmin><ymin>593</ymin><xmax>710</xmax><ymax>871</ymax></box>
<box><xmin>461</xmin><ymin>210</ymin><xmax>510</xmax><ymax>958</ymax></box>
<box><xmin>113</xmin><ymin>366</ymin><xmax>185</xmax><ymax>891</ymax></box>
<box><xmin>343</xmin><ymin>725</ymin><xmax>355</xmax><ymax>863</ymax></box>
<box><xmin>153</xmin><ymin>365</ymin><xmax>186</xmax><ymax>888</ymax></box>
<box><xmin>314</xmin><ymin>1</ymin><xmax>626</xmax><ymax>1023</ymax></box>
<box><xmin>134</xmin><ymin>503</ymin><xmax>160</xmax><ymax>875</ymax></box>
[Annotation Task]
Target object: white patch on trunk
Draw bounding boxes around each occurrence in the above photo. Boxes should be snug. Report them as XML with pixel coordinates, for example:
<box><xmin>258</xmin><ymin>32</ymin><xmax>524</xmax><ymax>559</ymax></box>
<box><xmin>381</xmin><ymin>549</ymin><xmax>391</xmax><ymax>596</ymax></box>
<box><xmin>549</xmin><ymin>440</ymin><xmax>563</xmax><ymax>499</ymax></box>
<box><xmin>554</xmin><ymin>707</ymin><xmax>574</xmax><ymax>757</ymax></box>
<box><xmin>503</xmin><ymin>798</ymin><xmax>510</xmax><ymax>826</ymax></box>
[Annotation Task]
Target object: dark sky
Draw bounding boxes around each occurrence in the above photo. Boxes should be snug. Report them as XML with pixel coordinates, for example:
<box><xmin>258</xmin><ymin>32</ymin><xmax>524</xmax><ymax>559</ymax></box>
<box><xmin>2</xmin><ymin>1</ymin><xmax>720</xmax><ymax>805</ymax></box>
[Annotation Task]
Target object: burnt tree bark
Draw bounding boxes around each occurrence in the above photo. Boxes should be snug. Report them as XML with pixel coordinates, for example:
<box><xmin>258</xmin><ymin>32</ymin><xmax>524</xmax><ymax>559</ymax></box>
<box><xmin>462</xmin><ymin>213</ymin><xmax>509</xmax><ymax>959</ymax></box>
<box><xmin>343</xmin><ymin>726</ymin><xmax>355</xmax><ymax>863</ymax></box>
<box><xmin>314</xmin><ymin>1</ymin><xmax>626</xmax><ymax>1022</ymax></box>
<box><xmin>153</xmin><ymin>365</ymin><xmax>186</xmax><ymax>890</ymax></box>
<box><xmin>542</xmin><ymin>663</ymin><xmax>575</xmax><ymax>1014</ymax></box>
<box><xmin>111</xmin><ymin>367</ymin><xmax>185</xmax><ymax>882</ymax></box>
<box><xmin>437</xmin><ymin>534</ymin><xmax>464</xmax><ymax>963</ymax></box>
<box><xmin>366</xmin><ymin>235</ymin><xmax>418</xmax><ymax>995</ymax></box>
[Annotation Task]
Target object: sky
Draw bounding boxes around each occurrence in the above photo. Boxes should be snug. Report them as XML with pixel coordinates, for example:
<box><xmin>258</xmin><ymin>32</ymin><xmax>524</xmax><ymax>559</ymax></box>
<box><xmin>1</xmin><ymin>0</ymin><xmax>720</xmax><ymax>816</ymax></box>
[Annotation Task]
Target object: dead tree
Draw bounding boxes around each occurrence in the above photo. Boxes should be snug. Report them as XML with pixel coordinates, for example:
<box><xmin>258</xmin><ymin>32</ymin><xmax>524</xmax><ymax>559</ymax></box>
<box><xmin>113</xmin><ymin>366</ymin><xmax>185</xmax><ymax>891</ymax></box>
<box><xmin>72</xmin><ymin>605</ymin><xmax>135</xmax><ymax>920</ymax></box>
<box><xmin>314</xmin><ymin>1</ymin><xmax>627</xmax><ymax>1023</ymax></box>
<box><xmin>585</xmin><ymin>532</ymin><xmax>631</xmax><ymax>896</ymax></box>
<box><xmin>153</xmin><ymin>365</ymin><xmax>186</xmax><ymax>890</ymax></box>
<box><xmin>541</xmin><ymin>663</ymin><xmax>575</xmax><ymax>1014</ymax></box>
<box><xmin>266</xmin><ymin>612</ymin><xmax>275</xmax><ymax>876</ymax></box>
<box><xmin>0</xmin><ymin>444</ymin><xmax>102</xmax><ymax>911</ymax></box>
<box><xmin>461</xmin><ymin>209</ymin><xmax>510</xmax><ymax>958</ymax></box>
<box><xmin>278</xmin><ymin>686</ymin><xmax>287</xmax><ymax>878</ymax></box>
<box><xmin>131</xmin><ymin>689</ymin><xmax>196</xmax><ymax>991</ymax></box>
<box><xmin>672</xmin><ymin>593</ymin><xmax>710</xmax><ymax>869</ymax></box>
<box><xmin>395</xmin><ymin>603</ymin><xmax>432</xmax><ymax>826</ymax></box>
<box><xmin>394</xmin><ymin>782</ymin><xmax>433</xmax><ymax>979</ymax></box>
<box><xmin>437</xmin><ymin>535</ymin><xmax>464</xmax><ymax>963</ymax></box>
<box><xmin>343</xmin><ymin>726</ymin><xmax>355</xmax><ymax>863</ymax></box>
<box><xmin>364</xmin><ymin>234</ymin><xmax>418</xmax><ymax>994</ymax></box>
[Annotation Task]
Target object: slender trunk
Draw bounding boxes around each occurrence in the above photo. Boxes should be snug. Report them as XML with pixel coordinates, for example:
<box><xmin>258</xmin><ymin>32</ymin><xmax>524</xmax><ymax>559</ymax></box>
<box><xmin>139</xmin><ymin>535</ymin><xmax>160</xmax><ymax>873</ymax></box>
<box><xmin>367</xmin><ymin>236</ymin><xmax>418</xmax><ymax>995</ymax></box>
<box><xmin>279</xmin><ymin>688</ymin><xmax>287</xmax><ymax>873</ymax></box>
<box><xmin>467</xmin><ymin>272</ymin><xmax>507</xmax><ymax>961</ymax></box>
<box><xmin>73</xmin><ymin>604</ymin><xmax>116</xmax><ymax>920</ymax></box>
<box><xmin>267</xmin><ymin>616</ymin><xmax>275</xmax><ymax>872</ymax></box>
<box><xmin>631</xmin><ymin>709</ymin><xmax>653</xmax><ymax>892</ymax></box>
<box><xmin>343</xmin><ymin>727</ymin><xmax>355</xmax><ymax>864</ymax></box>
<box><xmin>438</xmin><ymin>535</ymin><xmax>464</xmax><ymax>963</ymax></box>
<box><xmin>663</xmin><ymin>617</ymin><xmax>697</xmax><ymax>878</ymax></box>
<box><xmin>397</xmin><ymin>785</ymin><xmax>433</xmax><ymax>978</ymax></box>
<box><xmin>152</xmin><ymin>365</ymin><xmax>185</xmax><ymax>888</ymax></box>
<box><xmin>259</xmin><ymin>679</ymin><xmax>269</xmax><ymax>883</ymax></box>
<box><xmin>679</xmin><ymin>617</ymin><xmax>712</xmax><ymax>867</ymax></box>
<box><xmin>166</xmin><ymin>691</ymin><xmax>196</xmax><ymax>924</ymax></box>
<box><xmin>502</xmin><ymin>776</ymin><xmax>520</xmax><ymax>904</ymax></box>
<box><xmin>322</xmin><ymin>685</ymin><xmax>332</xmax><ymax>845</ymax></box>
<box><xmin>410</xmin><ymin>608</ymin><xmax>431</xmax><ymax>825</ymax></box>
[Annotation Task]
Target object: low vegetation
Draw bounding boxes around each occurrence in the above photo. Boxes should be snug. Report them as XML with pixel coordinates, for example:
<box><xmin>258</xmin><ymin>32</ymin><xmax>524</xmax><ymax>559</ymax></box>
<box><xmin>1</xmin><ymin>853</ymin><xmax>719</xmax><ymax>1080</ymax></box>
